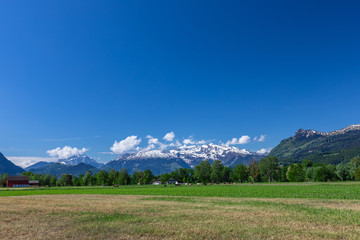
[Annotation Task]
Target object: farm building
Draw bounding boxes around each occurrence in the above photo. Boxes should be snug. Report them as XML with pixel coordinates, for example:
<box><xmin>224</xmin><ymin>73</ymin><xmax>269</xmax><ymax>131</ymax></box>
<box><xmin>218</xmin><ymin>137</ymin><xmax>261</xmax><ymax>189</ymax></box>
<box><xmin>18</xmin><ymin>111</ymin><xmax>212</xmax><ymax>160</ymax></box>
<box><xmin>29</xmin><ymin>180</ymin><xmax>39</xmax><ymax>186</ymax></box>
<box><xmin>6</xmin><ymin>176</ymin><xmax>30</xmax><ymax>188</ymax></box>
<box><xmin>152</xmin><ymin>178</ymin><xmax>162</xmax><ymax>185</ymax></box>
<box><xmin>167</xmin><ymin>178</ymin><xmax>177</xmax><ymax>184</ymax></box>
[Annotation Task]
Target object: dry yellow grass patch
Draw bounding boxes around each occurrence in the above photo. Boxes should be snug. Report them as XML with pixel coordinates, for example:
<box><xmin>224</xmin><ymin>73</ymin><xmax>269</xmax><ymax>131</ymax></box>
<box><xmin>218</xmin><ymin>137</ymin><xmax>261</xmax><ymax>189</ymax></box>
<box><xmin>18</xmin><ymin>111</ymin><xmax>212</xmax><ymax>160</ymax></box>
<box><xmin>0</xmin><ymin>195</ymin><xmax>359</xmax><ymax>240</ymax></box>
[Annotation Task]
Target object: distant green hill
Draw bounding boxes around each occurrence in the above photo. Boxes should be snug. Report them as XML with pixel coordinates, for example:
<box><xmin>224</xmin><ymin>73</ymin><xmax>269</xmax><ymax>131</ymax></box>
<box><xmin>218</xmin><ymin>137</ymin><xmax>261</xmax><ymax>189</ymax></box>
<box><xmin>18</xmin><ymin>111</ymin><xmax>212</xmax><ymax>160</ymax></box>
<box><xmin>29</xmin><ymin>162</ymin><xmax>99</xmax><ymax>178</ymax></box>
<box><xmin>102</xmin><ymin>157</ymin><xmax>190</xmax><ymax>175</ymax></box>
<box><xmin>0</xmin><ymin>152</ymin><xmax>24</xmax><ymax>175</ymax></box>
<box><xmin>25</xmin><ymin>161</ymin><xmax>53</xmax><ymax>171</ymax></box>
<box><xmin>269</xmin><ymin>125</ymin><xmax>360</xmax><ymax>165</ymax></box>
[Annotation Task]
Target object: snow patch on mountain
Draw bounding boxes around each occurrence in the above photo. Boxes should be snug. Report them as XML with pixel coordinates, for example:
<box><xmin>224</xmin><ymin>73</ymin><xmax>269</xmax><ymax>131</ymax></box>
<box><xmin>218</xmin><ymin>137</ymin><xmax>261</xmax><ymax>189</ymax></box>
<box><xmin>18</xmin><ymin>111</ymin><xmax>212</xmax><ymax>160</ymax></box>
<box><xmin>56</xmin><ymin>154</ymin><xmax>104</xmax><ymax>168</ymax></box>
<box><xmin>112</xmin><ymin>143</ymin><xmax>266</xmax><ymax>168</ymax></box>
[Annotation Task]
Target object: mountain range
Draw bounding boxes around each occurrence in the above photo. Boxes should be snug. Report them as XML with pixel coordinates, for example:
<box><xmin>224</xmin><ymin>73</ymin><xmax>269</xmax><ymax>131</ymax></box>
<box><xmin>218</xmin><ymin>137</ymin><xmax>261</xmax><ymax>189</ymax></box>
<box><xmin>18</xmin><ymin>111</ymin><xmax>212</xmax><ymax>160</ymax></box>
<box><xmin>269</xmin><ymin>124</ymin><xmax>360</xmax><ymax>165</ymax></box>
<box><xmin>3</xmin><ymin>144</ymin><xmax>265</xmax><ymax>176</ymax></box>
<box><xmin>24</xmin><ymin>154</ymin><xmax>102</xmax><ymax>177</ymax></box>
<box><xmin>103</xmin><ymin>144</ymin><xmax>265</xmax><ymax>174</ymax></box>
<box><xmin>2</xmin><ymin>124</ymin><xmax>360</xmax><ymax>176</ymax></box>
<box><xmin>56</xmin><ymin>155</ymin><xmax>104</xmax><ymax>168</ymax></box>
<box><xmin>27</xmin><ymin>162</ymin><xmax>99</xmax><ymax>178</ymax></box>
<box><xmin>0</xmin><ymin>153</ymin><xmax>24</xmax><ymax>175</ymax></box>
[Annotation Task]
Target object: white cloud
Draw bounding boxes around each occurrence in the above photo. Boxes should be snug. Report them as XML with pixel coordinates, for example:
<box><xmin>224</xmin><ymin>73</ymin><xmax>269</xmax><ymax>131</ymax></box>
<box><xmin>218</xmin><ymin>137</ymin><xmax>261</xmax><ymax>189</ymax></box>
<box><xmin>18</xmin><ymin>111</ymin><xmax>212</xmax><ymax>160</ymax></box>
<box><xmin>163</xmin><ymin>132</ymin><xmax>175</xmax><ymax>142</ymax></box>
<box><xmin>147</xmin><ymin>135</ymin><xmax>159</xmax><ymax>145</ymax></box>
<box><xmin>239</xmin><ymin>135</ymin><xmax>251</xmax><ymax>144</ymax></box>
<box><xmin>169</xmin><ymin>140</ymin><xmax>182</xmax><ymax>147</ymax></box>
<box><xmin>254</xmin><ymin>134</ymin><xmax>266</xmax><ymax>142</ymax></box>
<box><xmin>256</xmin><ymin>148</ymin><xmax>272</xmax><ymax>154</ymax></box>
<box><xmin>197</xmin><ymin>140</ymin><xmax>207</xmax><ymax>144</ymax></box>
<box><xmin>7</xmin><ymin>156</ymin><xmax>57</xmax><ymax>168</ymax></box>
<box><xmin>183</xmin><ymin>138</ymin><xmax>195</xmax><ymax>145</ymax></box>
<box><xmin>110</xmin><ymin>136</ymin><xmax>142</xmax><ymax>154</ymax></box>
<box><xmin>225</xmin><ymin>135</ymin><xmax>251</xmax><ymax>146</ymax></box>
<box><xmin>182</xmin><ymin>137</ymin><xmax>210</xmax><ymax>145</ymax></box>
<box><xmin>226</xmin><ymin>138</ymin><xmax>239</xmax><ymax>145</ymax></box>
<box><xmin>147</xmin><ymin>135</ymin><xmax>169</xmax><ymax>150</ymax></box>
<box><xmin>46</xmin><ymin>146</ymin><xmax>88</xmax><ymax>159</ymax></box>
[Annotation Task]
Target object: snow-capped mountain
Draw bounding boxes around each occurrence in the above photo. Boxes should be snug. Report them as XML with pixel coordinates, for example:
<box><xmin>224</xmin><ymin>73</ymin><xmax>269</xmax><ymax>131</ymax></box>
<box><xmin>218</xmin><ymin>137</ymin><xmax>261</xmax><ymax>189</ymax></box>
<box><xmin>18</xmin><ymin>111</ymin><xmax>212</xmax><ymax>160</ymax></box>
<box><xmin>102</xmin><ymin>144</ymin><xmax>265</xmax><ymax>175</ymax></box>
<box><xmin>57</xmin><ymin>154</ymin><xmax>104</xmax><ymax>168</ymax></box>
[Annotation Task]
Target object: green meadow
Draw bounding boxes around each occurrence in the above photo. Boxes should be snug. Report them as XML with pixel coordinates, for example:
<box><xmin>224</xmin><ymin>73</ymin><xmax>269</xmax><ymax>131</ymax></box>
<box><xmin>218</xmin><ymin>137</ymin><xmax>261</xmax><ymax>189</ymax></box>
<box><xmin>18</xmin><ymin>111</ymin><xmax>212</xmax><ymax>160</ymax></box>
<box><xmin>1</xmin><ymin>182</ymin><xmax>360</xmax><ymax>199</ymax></box>
<box><xmin>2</xmin><ymin>182</ymin><xmax>360</xmax><ymax>239</ymax></box>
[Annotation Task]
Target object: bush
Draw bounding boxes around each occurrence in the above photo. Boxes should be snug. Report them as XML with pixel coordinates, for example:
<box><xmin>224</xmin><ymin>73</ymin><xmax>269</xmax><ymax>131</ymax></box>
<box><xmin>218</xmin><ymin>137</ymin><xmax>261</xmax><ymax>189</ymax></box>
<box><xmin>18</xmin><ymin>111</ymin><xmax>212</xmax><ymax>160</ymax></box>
<box><xmin>314</xmin><ymin>166</ymin><xmax>332</xmax><ymax>182</ymax></box>
<box><xmin>286</xmin><ymin>164</ymin><xmax>305</xmax><ymax>182</ymax></box>
<box><xmin>354</xmin><ymin>168</ymin><xmax>360</xmax><ymax>181</ymax></box>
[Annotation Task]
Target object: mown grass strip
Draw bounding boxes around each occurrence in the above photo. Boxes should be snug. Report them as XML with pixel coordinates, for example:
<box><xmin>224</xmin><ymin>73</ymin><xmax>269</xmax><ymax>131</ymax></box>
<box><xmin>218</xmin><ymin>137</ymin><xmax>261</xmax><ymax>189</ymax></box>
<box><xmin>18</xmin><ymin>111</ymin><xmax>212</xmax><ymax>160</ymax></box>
<box><xmin>142</xmin><ymin>196</ymin><xmax>360</xmax><ymax>226</ymax></box>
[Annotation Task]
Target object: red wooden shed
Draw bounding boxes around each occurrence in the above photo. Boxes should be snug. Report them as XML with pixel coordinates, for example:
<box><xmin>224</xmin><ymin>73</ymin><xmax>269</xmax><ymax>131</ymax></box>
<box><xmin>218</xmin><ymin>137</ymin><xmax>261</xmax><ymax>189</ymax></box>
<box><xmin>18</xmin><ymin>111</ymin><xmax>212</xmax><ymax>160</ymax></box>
<box><xmin>6</xmin><ymin>176</ymin><xmax>30</xmax><ymax>188</ymax></box>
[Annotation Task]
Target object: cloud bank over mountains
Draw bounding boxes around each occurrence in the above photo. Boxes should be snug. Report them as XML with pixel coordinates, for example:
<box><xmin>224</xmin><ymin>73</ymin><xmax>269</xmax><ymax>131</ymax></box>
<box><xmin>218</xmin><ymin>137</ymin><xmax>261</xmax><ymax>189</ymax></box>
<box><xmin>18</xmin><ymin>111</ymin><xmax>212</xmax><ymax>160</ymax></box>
<box><xmin>109</xmin><ymin>132</ymin><xmax>268</xmax><ymax>154</ymax></box>
<box><xmin>163</xmin><ymin>131</ymin><xmax>175</xmax><ymax>142</ymax></box>
<box><xmin>110</xmin><ymin>136</ymin><xmax>142</xmax><ymax>154</ymax></box>
<box><xmin>256</xmin><ymin>148</ymin><xmax>273</xmax><ymax>154</ymax></box>
<box><xmin>225</xmin><ymin>135</ymin><xmax>251</xmax><ymax>146</ymax></box>
<box><xmin>7</xmin><ymin>132</ymin><xmax>269</xmax><ymax>167</ymax></box>
<box><xmin>47</xmin><ymin>146</ymin><xmax>89</xmax><ymax>159</ymax></box>
<box><xmin>7</xmin><ymin>156</ymin><xmax>57</xmax><ymax>168</ymax></box>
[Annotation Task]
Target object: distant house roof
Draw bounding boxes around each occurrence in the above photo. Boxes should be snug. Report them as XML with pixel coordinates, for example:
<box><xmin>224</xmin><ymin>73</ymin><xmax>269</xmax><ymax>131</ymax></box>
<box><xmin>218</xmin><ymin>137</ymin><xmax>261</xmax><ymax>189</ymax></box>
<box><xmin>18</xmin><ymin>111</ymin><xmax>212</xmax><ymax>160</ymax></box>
<box><xmin>7</xmin><ymin>176</ymin><xmax>30</xmax><ymax>181</ymax></box>
<box><xmin>29</xmin><ymin>180</ymin><xmax>39</xmax><ymax>184</ymax></box>
<box><xmin>153</xmin><ymin>178</ymin><xmax>161</xmax><ymax>182</ymax></box>
<box><xmin>168</xmin><ymin>178</ymin><xmax>176</xmax><ymax>181</ymax></box>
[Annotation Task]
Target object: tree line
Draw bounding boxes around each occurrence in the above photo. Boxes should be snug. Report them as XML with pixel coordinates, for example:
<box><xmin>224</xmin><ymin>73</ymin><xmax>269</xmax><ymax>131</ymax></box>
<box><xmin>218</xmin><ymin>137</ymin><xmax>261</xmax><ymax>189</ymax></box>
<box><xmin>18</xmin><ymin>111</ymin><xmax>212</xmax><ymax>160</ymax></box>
<box><xmin>1</xmin><ymin>155</ymin><xmax>360</xmax><ymax>187</ymax></box>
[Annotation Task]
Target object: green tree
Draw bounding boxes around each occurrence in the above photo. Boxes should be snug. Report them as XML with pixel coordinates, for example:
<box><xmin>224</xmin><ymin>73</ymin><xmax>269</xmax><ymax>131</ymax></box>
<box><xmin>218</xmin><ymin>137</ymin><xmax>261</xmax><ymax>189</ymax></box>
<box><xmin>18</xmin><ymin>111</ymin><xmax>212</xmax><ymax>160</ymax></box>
<box><xmin>50</xmin><ymin>176</ymin><xmax>57</xmax><ymax>186</ymax></box>
<box><xmin>171</xmin><ymin>168</ymin><xmax>194</xmax><ymax>183</ymax></box>
<box><xmin>108</xmin><ymin>169</ymin><xmax>119</xmax><ymax>185</ymax></box>
<box><xmin>83</xmin><ymin>171</ymin><xmax>93</xmax><ymax>186</ymax></box>
<box><xmin>132</xmin><ymin>171</ymin><xmax>144</xmax><ymax>185</ymax></box>
<box><xmin>211</xmin><ymin>160</ymin><xmax>224</xmax><ymax>183</ymax></box>
<box><xmin>161</xmin><ymin>173</ymin><xmax>171</xmax><ymax>184</ymax></box>
<box><xmin>314</xmin><ymin>166</ymin><xmax>332</xmax><ymax>182</ymax></box>
<box><xmin>305</xmin><ymin>167</ymin><xmax>315</xmax><ymax>181</ymax></box>
<box><xmin>96</xmin><ymin>170</ymin><xmax>108</xmax><ymax>185</ymax></box>
<box><xmin>259</xmin><ymin>156</ymin><xmax>280</xmax><ymax>182</ymax></box>
<box><xmin>335</xmin><ymin>163</ymin><xmax>349</xmax><ymax>181</ymax></box>
<box><xmin>59</xmin><ymin>173</ymin><xmax>73</xmax><ymax>186</ymax></box>
<box><xmin>40</xmin><ymin>174</ymin><xmax>51</xmax><ymax>186</ymax></box>
<box><xmin>232</xmin><ymin>164</ymin><xmax>248</xmax><ymax>182</ymax></box>
<box><xmin>195</xmin><ymin>160</ymin><xmax>211</xmax><ymax>184</ymax></box>
<box><xmin>302</xmin><ymin>160</ymin><xmax>313</xmax><ymax>168</ymax></box>
<box><xmin>280</xmin><ymin>166</ymin><xmax>289</xmax><ymax>182</ymax></box>
<box><xmin>348</xmin><ymin>156</ymin><xmax>360</xmax><ymax>180</ymax></box>
<box><xmin>0</xmin><ymin>174</ymin><xmax>6</xmax><ymax>187</ymax></box>
<box><xmin>22</xmin><ymin>171</ymin><xmax>33</xmax><ymax>177</ymax></box>
<box><xmin>248</xmin><ymin>160</ymin><xmax>260</xmax><ymax>182</ymax></box>
<box><xmin>354</xmin><ymin>167</ymin><xmax>360</xmax><ymax>181</ymax></box>
<box><xmin>78</xmin><ymin>174</ymin><xmax>85</xmax><ymax>186</ymax></box>
<box><xmin>72</xmin><ymin>176</ymin><xmax>80</xmax><ymax>186</ymax></box>
<box><xmin>118</xmin><ymin>168</ymin><xmax>131</xmax><ymax>185</ymax></box>
<box><xmin>142</xmin><ymin>169</ymin><xmax>154</xmax><ymax>184</ymax></box>
<box><xmin>222</xmin><ymin>166</ymin><xmax>232</xmax><ymax>183</ymax></box>
<box><xmin>286</xmin><ymin>164</ymin><xmax>305</xmax><ymax>182</ymax></box>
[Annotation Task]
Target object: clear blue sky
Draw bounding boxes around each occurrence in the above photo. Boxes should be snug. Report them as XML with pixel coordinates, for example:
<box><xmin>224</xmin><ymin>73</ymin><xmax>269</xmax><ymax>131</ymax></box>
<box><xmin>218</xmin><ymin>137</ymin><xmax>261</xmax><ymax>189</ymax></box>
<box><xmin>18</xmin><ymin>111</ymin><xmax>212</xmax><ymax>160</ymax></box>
<box><xmin>1</xmin><ymin>1</ymin><xmax>360</xmax><ymax>165</ymax></box>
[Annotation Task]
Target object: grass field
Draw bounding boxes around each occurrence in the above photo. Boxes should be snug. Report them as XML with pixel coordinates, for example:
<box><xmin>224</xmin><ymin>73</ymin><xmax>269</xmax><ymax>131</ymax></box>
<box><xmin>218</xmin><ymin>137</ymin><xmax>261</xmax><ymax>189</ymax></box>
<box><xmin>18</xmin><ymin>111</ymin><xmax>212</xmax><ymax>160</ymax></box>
<box><xmin>1</xmin><ymin>183</ymin><xmax>360</xmax><ymax>239</ymax></box>
<box><xmin>2</xmin><ymin>182</ymin><xmax>360</xmax><ymax>199</ymax></box>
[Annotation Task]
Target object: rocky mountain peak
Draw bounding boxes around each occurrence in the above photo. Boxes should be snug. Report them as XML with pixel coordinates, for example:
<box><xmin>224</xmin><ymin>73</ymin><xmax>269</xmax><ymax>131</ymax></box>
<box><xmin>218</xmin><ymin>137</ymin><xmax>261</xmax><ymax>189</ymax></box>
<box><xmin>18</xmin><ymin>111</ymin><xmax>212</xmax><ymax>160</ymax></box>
<box><xmin>295</xmin><ymin>124</ymin><xmax>360</xmax><ymax>138</ymax></box>
<box><xmin>108</xmin><ymin>143</ymin><xmax>264</xmax><ymax>173</ymax></box>
<box><xmin>57</xmin><ymin>154</ymin><xmax>103</xmax><ymax>168</ymax></box>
